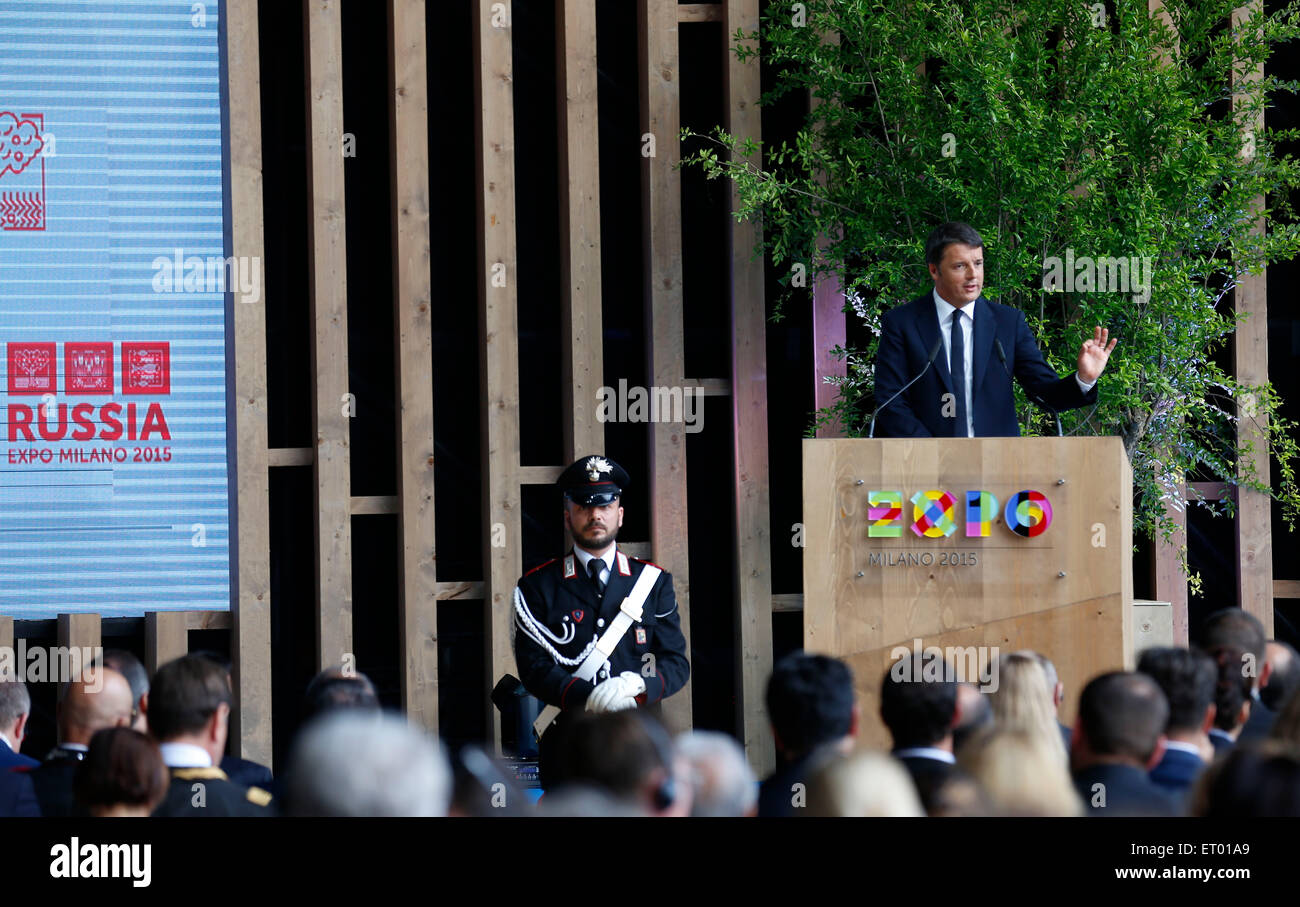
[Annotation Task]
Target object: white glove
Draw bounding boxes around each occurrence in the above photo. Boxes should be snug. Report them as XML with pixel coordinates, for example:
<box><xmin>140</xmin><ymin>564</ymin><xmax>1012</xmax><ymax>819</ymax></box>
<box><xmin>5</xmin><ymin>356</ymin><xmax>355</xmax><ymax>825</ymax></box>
<box><xmin>585</xmin><ymin>671</ymin><xmax>647</xmax><ymax>713</ymax></box>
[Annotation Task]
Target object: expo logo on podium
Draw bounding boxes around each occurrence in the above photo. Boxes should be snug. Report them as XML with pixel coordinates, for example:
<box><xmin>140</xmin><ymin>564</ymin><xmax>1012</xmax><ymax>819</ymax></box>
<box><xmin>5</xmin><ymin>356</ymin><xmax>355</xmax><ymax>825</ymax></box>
<box><xmin>866</xmin><ymin>489</ymin><xmax>1053</xmax><ymax>539</ymax></box>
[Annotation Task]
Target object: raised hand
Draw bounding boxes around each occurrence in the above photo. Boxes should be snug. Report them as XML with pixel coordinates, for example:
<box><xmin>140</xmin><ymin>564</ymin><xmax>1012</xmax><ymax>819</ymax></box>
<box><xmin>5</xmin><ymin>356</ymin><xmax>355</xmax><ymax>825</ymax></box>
<box><xmin>1077</xmin><ymin>326</ymin><xmax>1117</xmax><ymax>383</ymax></box>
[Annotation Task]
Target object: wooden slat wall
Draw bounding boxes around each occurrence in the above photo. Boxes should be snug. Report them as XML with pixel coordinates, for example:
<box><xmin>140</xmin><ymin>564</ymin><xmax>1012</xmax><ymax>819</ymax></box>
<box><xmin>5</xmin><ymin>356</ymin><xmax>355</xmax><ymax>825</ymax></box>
<box><xmin>388</xmin><ymin>0</ymin><xmax>440</xmax><ymax>733</ymax></box>
<box><xmin>57</xmin><ymin>614</ymin><xmax>101</xmax><ymax>660</ymax></box>
<box><xmin>639</xmin><ymin>0</ymin><xmax>693</xmax><ymax>733</ymax></box>
<box><xmin>723</xmin><ymin>0</ymin><xmax>775</xmax><ymax>773</ymax></box>
<box><xmin>145</xmin><ymin>612</ymin><xmax>189</xmax><ymax>676</ymax></box>
<box><xmin>304</xmin><ymin>0</ymin><xmax>354</xmax><ymax>668</ymax></box>
<box><xmin>558</xmin><ymin>0</ymin><xmax>605</xmax><ymax>464</ymax></box>
<box><xmin>226</xmin><ymin>0</ymin><xmax>274</xmax><ymax>767</ymax></box>
<box><xmin>1232</xmin><ymin>0</ymin><xmax>1273</xmax><ymax>635</ymax></box>
<box><xmin>474</xmin><ymin>0</ymin><xmax>523</xmax><ymax>745</ymax></box>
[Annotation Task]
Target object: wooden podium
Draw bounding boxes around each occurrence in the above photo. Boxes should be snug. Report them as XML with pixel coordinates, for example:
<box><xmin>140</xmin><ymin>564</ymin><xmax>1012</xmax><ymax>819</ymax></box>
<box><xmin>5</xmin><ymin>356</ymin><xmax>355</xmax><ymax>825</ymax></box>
<box><xmin>802</xmin><ymin>437</ymin><xmax>1133</xmax><ymax>748</ymax></box>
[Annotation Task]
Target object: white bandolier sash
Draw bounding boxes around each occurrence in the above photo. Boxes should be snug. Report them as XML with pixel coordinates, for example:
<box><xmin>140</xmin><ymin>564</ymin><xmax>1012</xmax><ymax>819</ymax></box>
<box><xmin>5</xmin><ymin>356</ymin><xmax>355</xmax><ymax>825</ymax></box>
<box><xmin>532</xmin><ymin>563</ymin><xmax>662</xmax><ymax>738</ymax></box>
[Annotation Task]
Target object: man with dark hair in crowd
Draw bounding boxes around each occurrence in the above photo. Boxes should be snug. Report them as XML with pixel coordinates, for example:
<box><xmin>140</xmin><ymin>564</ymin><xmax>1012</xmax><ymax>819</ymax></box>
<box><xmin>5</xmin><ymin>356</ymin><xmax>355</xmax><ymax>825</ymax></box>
<box><xmin>302</xmin><ymin>665</ymin><xmax>381</xmax><ymax>725</ymax></box>
<box><xmin>0</xmin><ymin>678</ymin><xmax>38</xmax><ymax>769</ymax></box>
<box><xmin>551</xmin><ymin>710</ymin><xmax>690</xmax><ymax>817</ymax></box>
<box><xmin>880</xmin><ymin>653</ymin><xmax>963</xmax><ymax>814</ymax></box>
<box><xmin>1071</xmin><ymin>671</ymin><xmax>1180</xmax><ymax>816</ymax></box>
<box><xmin>101</xmin><ymin>649</ymin><xmax>150</xmax><ymax>733</ymax></box>
<box><xmin>1262</xmin><ymin>641</ymin><xmax>1300</xmax><ymax>714</ymax></box>
<box><xmin>1137</xmin><ymin>647</ymin><xmax>1217</xmax><ymax>795</ymax></box>
<box><xmin>28</xmin><ymin>667</ymin><xmax>135</xmax><ymax>817</ymax></box>
<box><xmin>1201</xmin><ymin>608</ymin><xmax>1274</xmax><ymax>741</ymax></box>
<box><xmin>758</xmin><ymin>652</ymin><xmax>858</xmax><ymax>818</ymax></box>
<box><xmin>190</xmin><ymin>651</ymin><xmax>274</xmax><ymax>789</ymax></box>
<box><xmin>1209</xmin><ymin>645</ymin><xmax>1253</xmax><ymax>756</ymax></box>
<box><xmin>149</xmin><ymin>654</ymin><xmax>271</xmax><ymax>816</ymax></box>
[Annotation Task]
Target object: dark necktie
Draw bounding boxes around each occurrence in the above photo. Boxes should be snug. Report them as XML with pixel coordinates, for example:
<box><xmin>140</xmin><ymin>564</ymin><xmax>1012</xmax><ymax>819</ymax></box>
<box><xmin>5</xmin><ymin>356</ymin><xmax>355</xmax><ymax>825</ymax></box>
<box><xmin>950</xmin><ymin>310</ymin><xmax>968</xmax><ymax>437</ymax></box>
<box><xmin>588</xmin><ymin>558</ymin><xmax>606</xmax><ymax>596</ymax></box>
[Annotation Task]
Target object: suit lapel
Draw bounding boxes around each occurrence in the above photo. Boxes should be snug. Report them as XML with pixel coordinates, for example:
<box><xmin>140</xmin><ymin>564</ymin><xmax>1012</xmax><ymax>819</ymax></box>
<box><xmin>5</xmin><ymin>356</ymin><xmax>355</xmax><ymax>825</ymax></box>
<box><xmin>972</xmin><ymin>296</ymin><xmax>995</xmax><ymax>401</ymax></box>
<box><xmin>564</xmin><ymin>548</ymin><xmax>603</xmax><ymax>616</ymax></box>
<box><xmin>915</xmin><ymin>294</ymin><xmax>953</xmax><ymax>394</ymax></box>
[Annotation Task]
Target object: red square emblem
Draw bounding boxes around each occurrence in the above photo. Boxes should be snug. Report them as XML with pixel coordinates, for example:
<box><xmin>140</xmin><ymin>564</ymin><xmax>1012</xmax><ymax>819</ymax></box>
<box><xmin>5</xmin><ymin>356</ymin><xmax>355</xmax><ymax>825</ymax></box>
<box><xmin>121</xmin><ymin>342</ymin><xmax>170</xmax><ymax>395</ymax></box>
<box><xmin>65</xmin><ymin>342</ymin><xmax>113</xmax><ymax>394</ymax></box>
<box><xmin>7</xmin><ymin>342</ymin><xmax>56</xmax><ymax>394</ymax></box>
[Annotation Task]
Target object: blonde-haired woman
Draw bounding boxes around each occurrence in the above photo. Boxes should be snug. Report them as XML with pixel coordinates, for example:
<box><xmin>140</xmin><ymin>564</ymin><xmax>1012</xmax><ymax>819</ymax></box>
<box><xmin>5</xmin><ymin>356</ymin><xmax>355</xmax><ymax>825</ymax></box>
<box><xmin>988</xmin><ymin>653</ymin><xmax>1068</xmax><ymax>764</ymax></box>
<box><xmin>959</xmin><ymin>728</ymin><xmax>1084</xmax><ymax>816</ymax></box>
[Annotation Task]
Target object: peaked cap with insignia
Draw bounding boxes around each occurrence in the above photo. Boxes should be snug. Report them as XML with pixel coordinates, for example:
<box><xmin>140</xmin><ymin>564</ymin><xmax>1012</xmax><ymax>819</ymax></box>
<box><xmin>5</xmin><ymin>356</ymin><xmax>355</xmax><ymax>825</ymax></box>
<box><xmin>558</xmin><ymin>455</ymin><xmax>629</xmax><ymax>506</ymax></box>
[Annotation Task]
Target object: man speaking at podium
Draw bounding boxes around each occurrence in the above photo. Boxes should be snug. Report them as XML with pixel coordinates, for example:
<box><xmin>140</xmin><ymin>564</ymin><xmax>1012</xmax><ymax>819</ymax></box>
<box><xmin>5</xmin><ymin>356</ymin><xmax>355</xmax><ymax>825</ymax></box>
<box><xmin>873</xmin><ymin>222</ymin><xmax>1117</xmax><ymax>438</ymax></box>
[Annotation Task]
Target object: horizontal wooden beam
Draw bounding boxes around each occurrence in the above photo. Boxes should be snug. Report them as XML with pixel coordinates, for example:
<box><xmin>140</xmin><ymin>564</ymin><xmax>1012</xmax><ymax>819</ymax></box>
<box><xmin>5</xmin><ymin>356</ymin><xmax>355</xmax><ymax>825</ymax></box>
<box><xmin>268</xmin><ymin>447</ymin><xmax>313</xmax><ymax>467</ymax></box>
<box><xmin>351</xmin><ymin>495</ymin><xmax>400</xmax><ymax>515</ymax></box>
<box><xmin>1188</xmin><ymin>481</ymin><xmax>1231</xmax><ymax>501</ymax></box>
<box><xmin>435</xmin><ymin>581</ymin><xmax>484</xmax><ymax>600</ymax></box>
<box><xmin>684</xmin><ymin>377</ymin><xmax>730</xmax><ymax>396</ymax></box>
<box><xmin>678</xmin><ymin>3</ymin><xmax>723</xmax><ymax>22</ymax></box>
<box><xmin>516</xmin><ymin>466</ymin><xmax>564</xmax><ymax>485</ymax></box>
<box><xmin>772</xmin><ymin>593</ymin><xmax>803</xmax><ymax>612</ymax></box>
<box><xmin>1275</xmin><ymin>580</ymin><xmax>1300</xmax><ymax>600</ymax></box>
<box><xmin>187</xmin><ymin>610</ymin><xmax>233</xmax><ymax>631</ymax></box>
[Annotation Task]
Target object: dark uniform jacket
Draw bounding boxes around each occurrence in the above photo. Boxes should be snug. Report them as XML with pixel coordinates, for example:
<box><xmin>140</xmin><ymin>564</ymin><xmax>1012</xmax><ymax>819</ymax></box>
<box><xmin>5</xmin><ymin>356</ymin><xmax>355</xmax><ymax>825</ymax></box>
<box><xmin>152</xmin><ymin>766</ymin><xmax>273</xmax><ymax>817</ymax></box>
<box><xmin>28</xmin><ymin>746</ymin><xmax>85</xmax><ymax>817</ymax></box>
<box><xmin>1073</xmin><ymin>763</ymin><xmax>1182</xmax><ymax>816</ymax></box>
<box><xmin>513</xmin><ymin>547</ymin><xmax>689</xmax><ymax>711</ymax></box>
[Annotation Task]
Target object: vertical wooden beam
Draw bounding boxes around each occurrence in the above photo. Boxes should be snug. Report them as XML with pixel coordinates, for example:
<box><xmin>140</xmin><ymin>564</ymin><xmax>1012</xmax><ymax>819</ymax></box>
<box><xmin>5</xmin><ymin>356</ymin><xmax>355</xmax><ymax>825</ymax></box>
<box><xmin>304</xmin><ymin>0</ymin><xmax>353</xmax><ymax>667</ymax></box>
<box><xmin>0</xmin><ymin>617</ymin><xmax>13</xmax><ymax>660</ymax></box>
<box><xmin>57</xmin><ymin>614</ymin><xmax>101</xmax><ymax>662</ymax></box>
<box><xmin>723</xmin><ymin>0</ymin><xmax>774</xmax><ymax>774</ymax></box>
<box><xmin>475</xmin><ymin>0</ymin><xmax>522</xmax><ymax>747</ymax></box>
<box><xmin>639</xmin><ymin>0</ymin><xmax>693</xmax><ymax>733</ymax></box>
<box><xmin>810</xmin><ymin>29</ymin><xmax>845</xmax><ymax>439</ymax></box>
<box><xmin>145</xmin><ymin>612</ymin><xmax>190</xmax><ymax>676</ymax></box>
<box><xmin>557</xmin><ymin>0</ymin><xmax>605</xmax><ymax>462</ymax></box>
<box><xmin>389</xmin><ymin>0</ymin><xmax>440</xmax><ymax>733</ymax></box>
<box><xmin>1232</xmin><ymin>1</ymin><xmax>1272</xmax><ymax>634</ymax></box>
<box><xmin>226</xmin><ymin>0</ymin><xmax>274</xmax><ymax>768</ymax></box>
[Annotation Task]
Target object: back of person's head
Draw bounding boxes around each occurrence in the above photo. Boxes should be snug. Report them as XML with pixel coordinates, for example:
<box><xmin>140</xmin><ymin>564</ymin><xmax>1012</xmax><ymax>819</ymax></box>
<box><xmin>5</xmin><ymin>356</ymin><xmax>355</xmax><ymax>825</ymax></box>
<box><xmin>960</xmin><ymin>728</ymin><xmax>1083</xmax><ymax>816</ymax></box>
<box><xmin>1211</xmin><ymin>645</ymin><xmax>1253</xmax><ymax>733</ymax></box>
<box><xmin>0</xmin><ymin>678</ymin><xmax>31</xmax><ymax>730</ymax></box>
<box><xmin>556</xmin><ymin>711</ymin><xmax>679</xmax><ymax>812</ymax></box>
<box><xmin>59</xmin><ymin>667</ymin><xmax>134</xmax><ymax>745</ymax></box>
<box><xmin>286</xmin><ymin>710</ymin><xmax>451</xmax><ymax>817</ymax></box>
<box><xmin>1201</xmin><ymin>608</ymin><xmax>1266</xmax><ymax>665</ymax></box>
<box><xmin>147</xmin><ymin>654</ymin><xmax>231</xmax><ymax>741</ymax></box>
<box><xmin>302</xmin><ymin>667</ymin><xmax>380</xmax><ymax>725</ymax></box>
<box><xmin>1270</xmin><ymin>685</ymin><xmax>1300</xmax><ymax>749</ymax></box>
<box><xmin>765</xmin><ymin>652</ymin><xmax>855</xmax><ymax>760</ymax></box>
<box><xmin>988</xmin><ymin>654</ymin><xmax>1065</xmax><ymax>760</ymax></box>
<box><xmin>1263</xmin><ymin>641</ymin><xmax>1300</xmax><ymax>712</ymax></box>
<box><xmin>1076</xmin><ymin>671</ymin><xmax>1168</xmax><ymax>764</ymax></box>
<box><xmin>805</xmin><ymin>751</ymin><xmax>924</xmax><ymax>817</ymax></box>
<box><xmin>880</xmin><ymin>654</ymin><xmax>957</xmax><ymax>749</ymax></box>
<box><xmin>1137</xmin><ymin>646</ymin><xmax>1216</xmax><ymax>734</ymax></box>
<box><xmin>1015</xmin><ymin>650</ymin><xmax>1061</xmax><ymax>706</ymax></box>
<box><xmin>675</xmin><ymin>730</ymin><xmax>757</xmax><ymax>817</ymax></box>
<box><xmin>101</xmin><ymin>649</ymin><xmax>150</xmax><ymax>705</ymax></box>
<box><xmin>1193</xmin><ymin>742</ymin><xmax>1300</xmax><ymax>817</ymax></box>
<box><xmin>952</xmin><ymin>682</ymin><xmax>993</xmax><ymax>755</ymax></box>
<box><xmin>74</xmin><ymin>727</ymin><xmax>169</xmax><ymax>816</ymax></box>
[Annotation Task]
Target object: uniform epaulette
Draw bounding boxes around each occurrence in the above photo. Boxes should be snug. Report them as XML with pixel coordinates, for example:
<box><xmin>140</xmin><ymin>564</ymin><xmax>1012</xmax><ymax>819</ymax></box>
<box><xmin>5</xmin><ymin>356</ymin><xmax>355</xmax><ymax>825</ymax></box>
<box><xmin>172</xmin><ymin>767</ymin><xmax>228</xmax><ymax>782</ymax></box>
<box><xmin>630</xmin><ymin>556</ymin><xmax>665</xmax><ymax>570</ymax></box>
<box><xmin>523</xmin><ymin>557</ymin><xmax>559</xmax><ymax>578</ymax></box>
<box><xmin>246</xmin><ymin>786</ymin><xmax>273</xmax><ymax>807</ymax></box>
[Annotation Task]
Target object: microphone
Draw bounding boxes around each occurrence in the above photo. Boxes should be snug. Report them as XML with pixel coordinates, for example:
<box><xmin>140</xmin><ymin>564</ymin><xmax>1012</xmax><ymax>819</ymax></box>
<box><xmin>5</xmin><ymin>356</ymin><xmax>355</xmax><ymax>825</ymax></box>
<box><xmin>869</xmin><ymin>336</ymin><xmax>944</xmax><ymax>438</ymax></box>
<box><xmin>995</xmin><ymin>339</ymin><xmax>1062</xmax><ymax>437</ymax></box>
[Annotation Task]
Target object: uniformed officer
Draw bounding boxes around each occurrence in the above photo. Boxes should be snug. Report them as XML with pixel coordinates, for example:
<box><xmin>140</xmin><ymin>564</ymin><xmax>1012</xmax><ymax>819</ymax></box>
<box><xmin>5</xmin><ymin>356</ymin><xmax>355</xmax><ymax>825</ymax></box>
<box><xmin>512</xmin><ymin>455</ymin><xmax>690</xmax><ymax>717</ymax></box>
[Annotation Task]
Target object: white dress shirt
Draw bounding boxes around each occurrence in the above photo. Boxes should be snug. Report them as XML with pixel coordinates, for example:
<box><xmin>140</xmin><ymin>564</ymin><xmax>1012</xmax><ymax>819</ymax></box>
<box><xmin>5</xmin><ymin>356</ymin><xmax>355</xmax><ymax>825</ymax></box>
<box><xmin>159</xmin><ymin>742</ymin><xmax>213</xmax><ymax>768</ymax></box>
<box><xmin>933</xmin><ymin>291</ymin><xmax>1095</xmax><ymax>437</ymax></box>
<box><xmin>573</xmin><ymin>545</ymin><xmax>614</xmax><ymax>586</ymax></box>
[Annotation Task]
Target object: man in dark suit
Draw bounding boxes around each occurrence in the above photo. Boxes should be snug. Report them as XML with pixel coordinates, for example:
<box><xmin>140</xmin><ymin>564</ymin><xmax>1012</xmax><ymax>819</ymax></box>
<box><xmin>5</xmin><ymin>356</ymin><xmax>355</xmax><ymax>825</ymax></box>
<box><xmin>0</xmin><ymin>679</ymin><xmax>39</xmax><ymax>770</ymax></box>
<box><xmin>757</xmin><ymin>652</ymin><xmax>858</xmax><ymax>817</ymax></box>
<box><xmin>149</xmin><ymin>655</ymin><xmax>271</xmax><ymax>816</ymax></box>
<box><xmin>28</xmin><ymin>666</ymin><xmax>135</xmax><ymax>817</ymax></box>
<box><xmin>873</xmin><ymin>222</ymin><xmax>1117</xmax><ymax>438</ymax></box>
<box><xmin>1071</xmin><ymin>672</ymin><xmax>1181</xmax><ymax>816</ymax></box>
<box><xmin>880</xmin><ymin>653</ymin><xmax>966</xmax><ymax>814</ymax></box>
<box><xmin>1201</xmin><ymin>609</ymin><xmax>1275</xmax><ymax>742</ymax></box>
<box><xmin>1137</xmin><ymin>647</ymin><xmax>1216</xmax><ymax>796</ymax></box>
<box><xmin>0</xmin><ymin>767</ymin><xmax>39</xmax><ymax>817</ymax></box>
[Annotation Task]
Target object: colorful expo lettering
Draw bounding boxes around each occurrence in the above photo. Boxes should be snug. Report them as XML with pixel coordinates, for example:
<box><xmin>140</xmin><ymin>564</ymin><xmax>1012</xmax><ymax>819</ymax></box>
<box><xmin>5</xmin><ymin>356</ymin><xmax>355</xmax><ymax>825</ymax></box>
<box><xmin>867</xmin><ymin>490</ymin><xmax>1052</xmax><ymax>539</ymax></box>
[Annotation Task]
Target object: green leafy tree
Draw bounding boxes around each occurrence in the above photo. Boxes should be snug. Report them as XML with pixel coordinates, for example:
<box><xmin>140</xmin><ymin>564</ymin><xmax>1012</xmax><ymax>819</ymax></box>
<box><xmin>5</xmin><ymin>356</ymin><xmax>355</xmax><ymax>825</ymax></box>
<box><xmin>682</xmin><ymin>0</ymin><xmax>1300</xmax><ymax>556</ymax></box>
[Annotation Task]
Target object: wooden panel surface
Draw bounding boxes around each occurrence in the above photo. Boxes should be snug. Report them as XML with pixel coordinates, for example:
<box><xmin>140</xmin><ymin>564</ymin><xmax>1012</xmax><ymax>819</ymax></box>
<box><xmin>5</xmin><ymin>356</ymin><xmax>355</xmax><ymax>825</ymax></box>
<box><xmin>145</xmin><ymin>612</ymin><xmax>189</xmax><ymax>676</ymax></box>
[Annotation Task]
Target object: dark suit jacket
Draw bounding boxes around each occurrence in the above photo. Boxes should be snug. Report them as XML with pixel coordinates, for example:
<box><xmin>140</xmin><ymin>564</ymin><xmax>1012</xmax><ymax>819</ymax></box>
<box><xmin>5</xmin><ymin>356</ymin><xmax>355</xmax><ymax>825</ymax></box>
<box><xmin>0</xmin><ymin>767</ymin><xmax>40</xmax><ymax>817</ymax></box>
<box><xmin>1237</xmin><ymin>698</ymin><xmax>1276</xmax><ymax>743</ymax></box>
<box><xmin>28</xmin><ymin>746</ymin><xmax>84</xmax><ymax>818</ymax></box>
<box><xmin>1074</xmin><ymin>763</ymin><xmax>1182</xmax><ymax>816</ymax></box>
<box><xmin>0</xmin><ymin>741</ymin><xmax>38</xmax><ymax>770</ymax></box>
<box><xmin>1209</xmin><ymin>730</ymin><xmax>1235</xmax><ymax>757</ymax></box>
<box><xmin>221</xmin><ymin>755</ymin><xmax>274</xmax><ymax>790</ymax></box>
<box><xmin>1149</xmin><ymin>746</ymin><xmax>1205</xmax><ymax>794</ymax></box>
<box><xmin>874</xmin><ymin>293</ymin><xmax>1096</xmax><ymax>437</ymax></box>
<box><xmin>894</xmin><ymin>752</ymin><xmax>957</xmax><ymax>814</ymax></box>
<box><xmin>152</xmin><ymin>766</ymin><xmax>273</xmax><ymax>817</ymax></box>
<box><xmin>514</xmin><ymin>548</ymin><xmax>690</xmax><ymax>710</ymax></box>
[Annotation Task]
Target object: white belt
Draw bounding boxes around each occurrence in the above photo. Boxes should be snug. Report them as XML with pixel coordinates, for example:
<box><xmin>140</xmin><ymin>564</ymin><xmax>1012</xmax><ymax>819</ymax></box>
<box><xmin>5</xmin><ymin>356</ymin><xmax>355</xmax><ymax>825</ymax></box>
<box><xmin>533</xmin><ymin>564</ymin><xmax>661</xmax><ymax>738</ymax></box>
